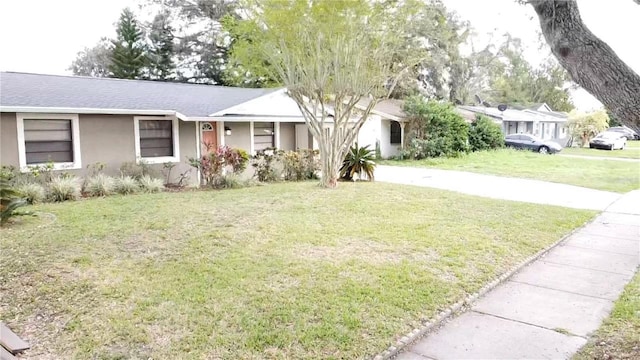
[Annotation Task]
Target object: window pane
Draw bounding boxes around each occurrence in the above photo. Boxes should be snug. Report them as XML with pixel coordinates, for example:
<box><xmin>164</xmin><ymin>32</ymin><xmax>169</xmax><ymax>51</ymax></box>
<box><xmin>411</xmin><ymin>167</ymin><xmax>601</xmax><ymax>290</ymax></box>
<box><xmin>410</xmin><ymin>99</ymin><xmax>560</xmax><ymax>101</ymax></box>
<box><xmin>253</xmin><ymin>122</ymin><xmax>274</xmax><ymax>149</ymax></box>
<box><xmin>24</xmin><ymin>119</ymin><xmax>73</xmax><ymax>164</ymax></box>
<box><xmin>390</xmin><ymin>121</ymin><xmax>402</xmax><ymax>144</ymax></box>
<box><xmin>139</xmin><ymin>120</ymin><xmax>173</xmax><ymax>157</ymax></box>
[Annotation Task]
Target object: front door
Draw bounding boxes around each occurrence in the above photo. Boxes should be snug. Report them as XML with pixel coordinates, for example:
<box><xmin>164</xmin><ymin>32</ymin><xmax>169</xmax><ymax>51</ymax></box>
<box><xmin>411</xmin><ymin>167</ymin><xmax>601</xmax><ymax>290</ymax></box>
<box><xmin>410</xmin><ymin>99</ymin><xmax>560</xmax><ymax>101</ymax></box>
<box><xmin>201</xmin><ymin>122</ymin><xmax>217</xmax><ymax>153</ymax></box>
<box><xmin>295</xmin><ymin>124</ymin><xmax>309</xmax><ymax>150</ymax></box>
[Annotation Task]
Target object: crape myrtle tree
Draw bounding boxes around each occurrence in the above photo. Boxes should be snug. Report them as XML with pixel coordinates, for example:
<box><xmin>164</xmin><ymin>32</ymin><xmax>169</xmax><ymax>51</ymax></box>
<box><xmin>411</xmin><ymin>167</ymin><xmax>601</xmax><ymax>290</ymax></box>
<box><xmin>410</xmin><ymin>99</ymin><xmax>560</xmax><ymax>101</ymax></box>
<box><xmin>226</xmin><ymin>0</ymin><xmax>424</xmax><ymax>188</ymax></box>
<box><xmin>529</xmin><ymin>0</ymin><xmax>640</xmax><ymax>132</ymax></box>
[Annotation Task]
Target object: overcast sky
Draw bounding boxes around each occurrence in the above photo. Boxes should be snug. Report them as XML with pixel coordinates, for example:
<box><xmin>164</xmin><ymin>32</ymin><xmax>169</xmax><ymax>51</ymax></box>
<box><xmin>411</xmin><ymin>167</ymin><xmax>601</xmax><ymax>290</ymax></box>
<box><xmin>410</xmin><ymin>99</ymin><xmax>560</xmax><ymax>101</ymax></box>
<box><xmin>0</xmin><ymin>0</ymin><xmax>638</xmax><ymax>110</ymax></box>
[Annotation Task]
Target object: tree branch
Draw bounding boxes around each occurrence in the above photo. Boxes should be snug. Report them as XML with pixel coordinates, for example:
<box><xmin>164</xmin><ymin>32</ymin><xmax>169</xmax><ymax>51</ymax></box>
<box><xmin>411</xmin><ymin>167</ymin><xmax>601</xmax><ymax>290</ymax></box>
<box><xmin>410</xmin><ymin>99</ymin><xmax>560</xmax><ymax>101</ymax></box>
<box><xmin>530</xmin><ymin>0</ymin><xmax>640</xmax><ymax>131</ymax></box>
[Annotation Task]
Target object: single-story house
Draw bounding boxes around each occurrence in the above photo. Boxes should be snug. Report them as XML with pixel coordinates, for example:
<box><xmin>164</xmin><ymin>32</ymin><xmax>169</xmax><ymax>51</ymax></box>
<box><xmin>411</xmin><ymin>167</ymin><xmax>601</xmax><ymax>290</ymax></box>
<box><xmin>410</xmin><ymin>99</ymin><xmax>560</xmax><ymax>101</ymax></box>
<box><xmin>0</xmin><ymin>72</ymin><xmax>405</xmax><ymax>184</ymax></box>
<box><xmin>457</xmin><ymin>103</ymin><xmax>569</xmax><ymax>144</ymax></box>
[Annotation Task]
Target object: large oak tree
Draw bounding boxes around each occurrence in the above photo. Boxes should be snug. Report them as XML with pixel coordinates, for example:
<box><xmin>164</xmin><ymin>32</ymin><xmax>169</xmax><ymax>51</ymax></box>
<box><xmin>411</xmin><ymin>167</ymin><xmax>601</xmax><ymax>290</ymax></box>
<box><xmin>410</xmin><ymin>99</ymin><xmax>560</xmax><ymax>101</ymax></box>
<box><xmin>529</xmin><ymin>0</ymin><xmax>640</xmax><ymax>132</ymax></box>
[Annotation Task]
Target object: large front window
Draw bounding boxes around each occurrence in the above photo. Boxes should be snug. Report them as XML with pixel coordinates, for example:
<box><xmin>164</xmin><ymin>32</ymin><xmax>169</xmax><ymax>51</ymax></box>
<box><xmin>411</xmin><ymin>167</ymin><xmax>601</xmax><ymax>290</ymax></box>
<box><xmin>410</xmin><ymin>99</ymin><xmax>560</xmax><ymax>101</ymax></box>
<box><xmin>17</xmin><ymin>113</ymin><xmax>81</xmax><ymax>170</ymax></box>
<box><xmin>139</xmin><ymin>120</ymin><xmax>174</xmax><ymax>157</ymax></box>
<box><xmin>134</xmin><ymin>116</ymin><xmax>179</xmax><ymax>163</ymax></box>
<box><xmin>24</xmin><ymin>119</ymin><xmax>73</xmax><ymax>164</ymax></box>
<box><xmin>253</xmin><ymin>122</ymin><xmax>274</xmax><ymax>151</ymax></box>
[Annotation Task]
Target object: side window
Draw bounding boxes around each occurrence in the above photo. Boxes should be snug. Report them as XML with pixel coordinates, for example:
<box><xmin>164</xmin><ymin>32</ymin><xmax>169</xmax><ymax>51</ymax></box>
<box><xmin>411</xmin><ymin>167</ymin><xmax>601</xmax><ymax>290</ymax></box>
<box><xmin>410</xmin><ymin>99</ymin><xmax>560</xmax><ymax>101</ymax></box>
<box><xmin>390</xmin><ymin>121</ymin><xmax>402</xmax><ymax>144</ymax></box>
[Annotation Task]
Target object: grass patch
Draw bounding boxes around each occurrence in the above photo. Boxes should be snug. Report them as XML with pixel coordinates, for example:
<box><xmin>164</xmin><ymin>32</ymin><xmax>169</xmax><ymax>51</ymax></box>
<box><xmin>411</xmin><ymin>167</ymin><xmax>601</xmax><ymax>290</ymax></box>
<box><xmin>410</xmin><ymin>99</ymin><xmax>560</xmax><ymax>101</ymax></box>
<box><xmin>0</xmin><ymin>183</ymin><xmax>595</xmax><ymax>359</ymax></box>
<box><xmin>381</xmin><ymin>149</ymin><xmax>640</xmax><ymax>193</ymax></box>
<box><xmin>562</xmin><ymin>146</ymin><xmax>640</xmax><ymax>159</ymax></box>
<box><xmin>574</xmin><ymin>271</ymin><xmax>640</xmax><ymax>360</ymax></box>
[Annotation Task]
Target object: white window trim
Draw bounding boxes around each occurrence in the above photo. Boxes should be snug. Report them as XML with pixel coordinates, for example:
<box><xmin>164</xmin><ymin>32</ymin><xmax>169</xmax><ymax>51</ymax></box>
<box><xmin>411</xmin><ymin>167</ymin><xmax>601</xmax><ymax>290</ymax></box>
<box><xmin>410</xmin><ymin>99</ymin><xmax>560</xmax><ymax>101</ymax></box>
<box><xmin>16</xmin><ymin>113</ymin><xmax>82</xmax><ymax>172</ymax></box>
<box><xmin>134</xmin><ymin>116</ymin><xmax>180</xmax><ymax>164</ymax></box>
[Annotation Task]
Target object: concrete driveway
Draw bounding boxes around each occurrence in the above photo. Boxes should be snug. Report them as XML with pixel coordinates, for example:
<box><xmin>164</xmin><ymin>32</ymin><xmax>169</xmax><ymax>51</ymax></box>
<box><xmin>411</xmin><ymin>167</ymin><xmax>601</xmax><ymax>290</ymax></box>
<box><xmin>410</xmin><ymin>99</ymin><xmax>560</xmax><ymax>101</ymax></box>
<box><xmin>375</xmin><ymin>165</ymin><xmax>622</xmax><ymax>211</ymax></box>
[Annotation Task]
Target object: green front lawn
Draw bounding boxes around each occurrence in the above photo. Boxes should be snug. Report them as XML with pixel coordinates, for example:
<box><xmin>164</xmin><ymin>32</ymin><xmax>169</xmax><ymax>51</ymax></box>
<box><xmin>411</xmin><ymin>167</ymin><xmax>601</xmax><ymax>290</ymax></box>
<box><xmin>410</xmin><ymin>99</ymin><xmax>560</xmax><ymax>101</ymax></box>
<box><xmin>382</xmin><ymin>149</ymin><xmax>640</xmax><ymax>193</ymax></box>
<box><xmin>562</xmin><ymin>145</ymin><xmax>640</xmax><ymax>159</ymax></box>
<box><xmin>574</xmin><ymin>271</ymin><xmax>640</xmax><ymax>360</ymax></box>
<box><xmin>0</xmin><ymin>183</ymin><xmax>594</xmax><ymax>359</ymax></box>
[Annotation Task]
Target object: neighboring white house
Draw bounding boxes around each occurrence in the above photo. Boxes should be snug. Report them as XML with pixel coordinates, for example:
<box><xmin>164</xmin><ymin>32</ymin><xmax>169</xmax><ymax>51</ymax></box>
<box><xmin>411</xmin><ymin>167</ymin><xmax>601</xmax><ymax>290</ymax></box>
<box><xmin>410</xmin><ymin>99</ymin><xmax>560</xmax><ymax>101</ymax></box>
<box><xmin>457</xmin><ymin>103</ymin><xmax>569</xmax><ymax>144</ymax></box>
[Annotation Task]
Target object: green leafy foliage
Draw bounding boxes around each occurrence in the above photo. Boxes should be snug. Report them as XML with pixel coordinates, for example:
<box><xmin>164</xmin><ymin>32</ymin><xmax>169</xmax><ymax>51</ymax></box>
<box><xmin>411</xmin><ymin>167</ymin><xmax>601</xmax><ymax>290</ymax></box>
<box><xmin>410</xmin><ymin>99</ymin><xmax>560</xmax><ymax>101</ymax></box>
<box><xmin>567</xmin><ymin>109</ymin><xmax>610</xmax><ymax>146</ymax></box>
<box><xmin>189</xmin><ymin>146</ymin><xmax>249</xmax><ymax>187</ymax></box>
<box><xmin>109</xmin><ymin>8</ymin><xmax>147</xmax><ymax>79</ymax></box>
<box><xmin>47</xmin><ymin>176</ymin><xmax>82</xmax><ymax>202</ymax></box>
<box><xmin>340</xmin><ymin>144</ymin><xmax>376</xmax><ymax>181</ymax></box>
<box><xmin>469</xmin><ymin>115</ymin><xmax>505</xmax><ymax>151</ymax></box>
<box><xmin>403</xmin><ymin>97</ymin><xmax>470</xmax><ymax>159</ymax></box>
<box><xmin>148</xmin><ymin>10</ymin><xmax>176</xmax><ymax>80</ymax></box>
<box><xmin>282</xmin><ymin>150</ymin><xmax>320</xmax><ymax>181</ymax></box>
<box><xmin>0</xmin><ymin>179</ymin><xmax>30</xmax><ymax>226</ymax></box>
<box><xmin>85</xmin><ymin>174</ymin><xmax>116</xmax><ymax>197</ymax></box>
<box><xmin>251</xmin><ymin>149</ymin><xmax>283</xmax><ymax>183</ymax></box>
<box><xmin>120</xmin><ymin>160</ymin><xmax>154</xmax><ymax>179</ymax></box>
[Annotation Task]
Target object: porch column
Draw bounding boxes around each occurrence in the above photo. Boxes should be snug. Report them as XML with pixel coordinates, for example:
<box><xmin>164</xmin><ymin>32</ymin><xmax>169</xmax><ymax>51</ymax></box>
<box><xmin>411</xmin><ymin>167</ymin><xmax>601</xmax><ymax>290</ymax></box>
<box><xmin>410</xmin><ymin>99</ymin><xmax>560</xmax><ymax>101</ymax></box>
<box><xmin>400</xmin><ymin>122</ymin><xmax>406</xmax><ymax>150</ymax></box>
<box><xmin>217</xmin><ymin>121</ymin><xmax>225</xmax><ymax>147</ymax></box>
<box><xmin>249</xmin><ymin>121</ymin><xmax>255</xmax><ymax>154</ymax></box>
<box><xmin>274</xmin><ymin>121</ymin><xmax>281</xmax><ymax>149</ymax></box>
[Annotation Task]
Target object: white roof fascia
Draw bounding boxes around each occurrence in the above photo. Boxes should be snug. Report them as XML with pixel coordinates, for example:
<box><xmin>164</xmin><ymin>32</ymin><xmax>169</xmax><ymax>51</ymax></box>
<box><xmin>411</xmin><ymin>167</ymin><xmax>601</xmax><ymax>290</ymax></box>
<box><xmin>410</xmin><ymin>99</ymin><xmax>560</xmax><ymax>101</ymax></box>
<box><xmin>0</xmin><ymin>106</ymin><xmax>187</xmax><ymax>120</ymax></box>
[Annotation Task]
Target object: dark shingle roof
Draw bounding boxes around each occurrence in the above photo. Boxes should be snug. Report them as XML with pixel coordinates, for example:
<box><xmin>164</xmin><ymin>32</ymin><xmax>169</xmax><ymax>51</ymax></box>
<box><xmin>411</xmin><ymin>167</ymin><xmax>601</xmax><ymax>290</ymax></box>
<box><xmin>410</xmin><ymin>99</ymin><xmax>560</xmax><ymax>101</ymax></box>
<box><xmin>0</xmin><ymin>72</ymin><xmax>277</xmax><ymax>118</ymax></box>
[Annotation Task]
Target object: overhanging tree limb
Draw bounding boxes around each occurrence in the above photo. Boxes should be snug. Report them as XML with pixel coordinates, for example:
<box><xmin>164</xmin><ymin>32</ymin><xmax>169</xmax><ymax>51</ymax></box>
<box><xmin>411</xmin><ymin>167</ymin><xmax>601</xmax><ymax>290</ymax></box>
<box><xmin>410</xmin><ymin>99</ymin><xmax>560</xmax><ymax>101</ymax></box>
<box><xmin>529</xmin><ymin>0</ymin><xmax>640</xmax><ymax>131</ymax></box>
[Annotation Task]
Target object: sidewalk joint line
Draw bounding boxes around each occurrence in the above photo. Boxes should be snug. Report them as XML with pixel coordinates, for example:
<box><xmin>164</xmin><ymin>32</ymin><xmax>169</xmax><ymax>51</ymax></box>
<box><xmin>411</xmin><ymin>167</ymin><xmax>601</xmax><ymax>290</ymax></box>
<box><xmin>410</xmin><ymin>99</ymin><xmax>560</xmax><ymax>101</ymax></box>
<box><xmin>508</xmin><ymin>280</ymin><xmax>617</xmax><ymax>301</ymax></box>
<box><xmin>470</xmin><ymin>310</ymin><xmax>587</xmax><ymax>339</ymax></box>
<box><xmin>542</xmin><ymin>260</ymin><xmax>634</xmax><ymax>276</ymax></box>
<box><xmin>561</xmin><ymin>244</ymin><xmax>639</xmax><ymax>257</ymax></box>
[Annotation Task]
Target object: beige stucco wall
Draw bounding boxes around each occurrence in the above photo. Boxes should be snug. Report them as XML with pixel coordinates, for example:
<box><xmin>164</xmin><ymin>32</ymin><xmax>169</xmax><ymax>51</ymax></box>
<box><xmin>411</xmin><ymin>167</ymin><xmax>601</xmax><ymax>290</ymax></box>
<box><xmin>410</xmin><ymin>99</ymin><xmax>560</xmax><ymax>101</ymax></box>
<box><xmin>280</xmin><ymin>122</ymin><xmax>296</xmax><ymax>151</ymax></box>
<box><xmin>79</xmin><ymin>114</ymin><xmax>136</xmax><ymax>173</ymax></box>
<box><xmin>0</xmin><ymin>112</ymin><xmax>18</xmax><ymax>168</ymax></box>
<box><xmin>224</xmin><ymin>122</ymin><xmax>251</xmax><ymax>151</ymax></box>
<box><xmin>176</xmin><ymin>121</ymin><xmax>197</xmax><ymax>184</ymax></box>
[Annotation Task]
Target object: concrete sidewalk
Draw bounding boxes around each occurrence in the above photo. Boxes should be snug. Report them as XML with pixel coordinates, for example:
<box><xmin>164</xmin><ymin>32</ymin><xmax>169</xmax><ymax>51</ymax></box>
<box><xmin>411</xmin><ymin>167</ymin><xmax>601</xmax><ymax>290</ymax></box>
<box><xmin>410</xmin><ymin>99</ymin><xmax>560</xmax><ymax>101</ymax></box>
<box><xmin>375</xmin><ymin>165</ymin><xmax>621</xmax><ymax>211</ymax></box>
<box><xmin>396</xmin><ymin>191</ymin><xmax>640</xmax><ymax>360</ymax></box>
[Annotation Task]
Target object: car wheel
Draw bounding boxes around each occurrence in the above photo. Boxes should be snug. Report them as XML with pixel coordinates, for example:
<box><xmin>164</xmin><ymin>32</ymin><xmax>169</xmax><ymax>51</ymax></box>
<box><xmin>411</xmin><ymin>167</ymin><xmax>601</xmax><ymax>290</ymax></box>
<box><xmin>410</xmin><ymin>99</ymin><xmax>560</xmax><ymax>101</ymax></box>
<box><xmin>538</xmin><ymin>146</ymin><xmax>549</xmax><ymax>154</ymax></box>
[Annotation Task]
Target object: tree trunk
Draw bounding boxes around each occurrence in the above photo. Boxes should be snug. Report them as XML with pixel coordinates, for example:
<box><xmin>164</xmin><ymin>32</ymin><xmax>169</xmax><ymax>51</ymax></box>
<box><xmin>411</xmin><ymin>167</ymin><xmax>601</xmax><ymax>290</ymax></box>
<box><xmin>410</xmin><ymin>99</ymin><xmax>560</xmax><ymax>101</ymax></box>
<box><xmin>319</xmin><ymin>146</ymin><xmax>340</xmax><ymax>188</ymax></box>
<box><xmin>530</xmin><ymin>0</ymin><xmax>640</xmax><ymax>133</ymax></box>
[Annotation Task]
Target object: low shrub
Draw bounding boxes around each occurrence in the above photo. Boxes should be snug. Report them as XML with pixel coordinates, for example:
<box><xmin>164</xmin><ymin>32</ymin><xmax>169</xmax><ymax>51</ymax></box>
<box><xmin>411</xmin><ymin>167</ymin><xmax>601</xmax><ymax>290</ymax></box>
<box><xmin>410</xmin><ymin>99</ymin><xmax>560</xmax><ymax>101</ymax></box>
<box><xmin>114</xmin><ymin>176</ymin><xmax>139</xmax><ymax>195</ymax></box>
<box><xmin>1</xmin><ymin>179</ymin><xmax>31</xmax><ymax>226</ymax></box>
<box><xmin>469</xmin><ymin>115</ymin><xmax>505</xmax><ymax>151</ymax></box>
<box><xmin>282</xmin><ymin>150</ymin><xmax>320</xmax><ymax>181</ymax></box>
<box><xmin>189</xmin><ymin>146</ymin><xmax>249</xmax><ymax>187</ymax></box>
<box><xmin>85</xmin><ymin>174</ymin><xmax>116</xmax><ymax>197</ymax></box>
<box><xmin>17</xmin><ymin>183</ymin><xmax>46</xmax><ymax>204</ymax></box>
<box><xmin>217</xmin><ymin>174</ymin><xmax>244</xmax><ymax>189</ymax></box>
<box><xmin>252</xmin><ymin>149</ymin><xmax>283</xmax><ymax>182</ymax></box>
<box><xmin>120</xmin><ymin>160</ymin><xmax>154</xmax><ymax>179</ymax></box>
<box><xmin>403</xmin><ymin>97</ymin><xmax>469</xmax><ymax>159</ymax></box>
<box><xmin>340</xmin><ymin>143</ymin><xmax>376</xmax><ymax>181</ymax></box>
<box><xmin>138</xmin><ymin>175</ymin><xmax>164</xmax><ymax>193</ymax></box>
<box><xmin>47</xmin><ymin>176</ymin><xmax>82</xmax><ymax>202</ymax></box>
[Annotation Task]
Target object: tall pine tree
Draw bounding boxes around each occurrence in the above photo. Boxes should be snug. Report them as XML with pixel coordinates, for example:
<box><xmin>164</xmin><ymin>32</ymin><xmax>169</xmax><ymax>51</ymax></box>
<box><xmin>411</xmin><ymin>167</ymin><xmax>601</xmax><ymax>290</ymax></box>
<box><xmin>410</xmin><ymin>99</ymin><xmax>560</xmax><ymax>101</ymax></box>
<box><xmin>109</xmin><ymin>8</ymin><xmax>146</xmax><ymax>79</ymax></box>
<box><xmin>148</xmin><ymin>11</ymin><xmax>176</xmax><ymax>80</ymax></box>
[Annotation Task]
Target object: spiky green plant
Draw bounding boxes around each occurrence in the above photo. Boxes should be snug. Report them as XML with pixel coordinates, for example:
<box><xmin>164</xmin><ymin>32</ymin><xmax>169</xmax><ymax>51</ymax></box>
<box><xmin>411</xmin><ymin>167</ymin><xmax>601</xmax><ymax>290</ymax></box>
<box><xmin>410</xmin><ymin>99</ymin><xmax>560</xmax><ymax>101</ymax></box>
<box><xmin>47</xmin><ymin>176</ymin><xmax>82</xmax><ymax>202</ymax></box>
<box><xmin>138</xmin><ymin>175</ymin><xmax>164</xmax><ymax>193</ymax></box>
<box><xmin>340</xmin><ymin>143</ymin><xmax>376</xmax><ymax>181</ymax></box>
<box><xmin>86</xmin><ymin>174</ymin><xmax>116</xmax><ymax>197</ymax></box>
<box><xmin>1</xmin><ymin>179</ymin><xmax>30</xmax><ymax>225</ymax></box>
<box><xmin>18</xmin><ymin>183</ymin><xmax>46</xmax><ymax>204</ymax></box>
<box><xmin>114</xmin><ymin>176</ymin><xmax>139</xmax><ymax>195</ymax></box>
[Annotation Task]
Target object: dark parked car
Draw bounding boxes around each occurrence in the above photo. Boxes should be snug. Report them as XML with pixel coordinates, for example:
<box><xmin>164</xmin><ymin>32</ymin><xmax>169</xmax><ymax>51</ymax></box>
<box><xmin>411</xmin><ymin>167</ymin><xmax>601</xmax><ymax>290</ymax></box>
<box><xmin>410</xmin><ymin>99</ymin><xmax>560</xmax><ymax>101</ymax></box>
<box><xmin>607</xmin><ymin>126</ymin><xmax>640</xmax><ymax>140</ymax></box>
<box><xmin>504</xmin><ymin>134</ymin><xmax>563</xmax><ymax>154</ymax></box>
